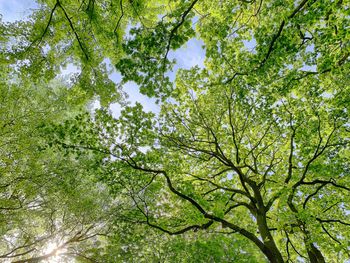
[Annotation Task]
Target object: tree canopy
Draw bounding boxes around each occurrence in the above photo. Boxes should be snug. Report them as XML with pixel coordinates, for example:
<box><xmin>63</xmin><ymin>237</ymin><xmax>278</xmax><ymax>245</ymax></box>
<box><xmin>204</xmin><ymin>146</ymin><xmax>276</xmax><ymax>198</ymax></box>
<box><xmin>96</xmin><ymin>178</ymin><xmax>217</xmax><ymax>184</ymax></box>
<box><xmin>1</xmin><ymin>0</ymin><xmax>349</xmax><ymax>262</ymax></box>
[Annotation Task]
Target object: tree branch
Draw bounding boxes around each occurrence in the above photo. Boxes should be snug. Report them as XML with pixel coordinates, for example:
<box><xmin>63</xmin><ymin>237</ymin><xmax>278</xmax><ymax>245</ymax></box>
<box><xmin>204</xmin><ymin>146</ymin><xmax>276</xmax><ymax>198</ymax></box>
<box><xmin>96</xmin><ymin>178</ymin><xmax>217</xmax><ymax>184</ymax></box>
<box><xmin>114</xmin><ymin>0</ymin><xmax>124</xmax><ymax>37</ymax></box>
<box><xmin>57</xmin><ymin>0</ymin><xmax>89</xmax><ymax>60</ymax></box>
<box><xmin>163</xmin><ymin>0</ymin><xmax>199</xmax><ymax>69</ymax></box>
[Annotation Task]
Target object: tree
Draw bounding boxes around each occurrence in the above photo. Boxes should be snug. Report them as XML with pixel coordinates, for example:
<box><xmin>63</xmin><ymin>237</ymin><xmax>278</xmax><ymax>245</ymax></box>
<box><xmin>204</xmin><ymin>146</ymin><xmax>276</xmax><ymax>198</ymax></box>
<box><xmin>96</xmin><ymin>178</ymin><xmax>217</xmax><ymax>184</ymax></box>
<box><xmin>0</xmin><ymin>21</ymin><xmax>119</xmax><ymax>261</ymax></box>
<box><xmin>0</xmin><ymin>1</ymin><xmax>206</xmax><ymax>262</ymax></box>
<box><xmin>52</xmin><ymin>0</ymin><xmax>350</xmax><ymax>262</ymax></box>
<box><xmin>1</xmin><ymin>0</ymin><xmax>163</xmax><ymax>105</ymax></box>
<box><xmin>1</xmin><ymin>1</ymin><xmax>178</xmax><ymax>260</ymax></box>
<box><xmin>57</xmin><ymin>69</ymin><xmax>349</xmax><ymax>262</ymax></box>
<box><xmin>2</xmin><ymin>0</ymin><xmax>350</xmax><ymax>262</ymax></box>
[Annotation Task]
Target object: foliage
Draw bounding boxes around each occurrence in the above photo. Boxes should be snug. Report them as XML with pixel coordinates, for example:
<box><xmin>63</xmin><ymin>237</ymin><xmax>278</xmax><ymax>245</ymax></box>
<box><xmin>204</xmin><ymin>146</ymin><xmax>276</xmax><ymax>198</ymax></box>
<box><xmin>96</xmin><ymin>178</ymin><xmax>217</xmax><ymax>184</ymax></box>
<box><xmin>1</xmin><ymin>0</ymin><xmax>350</xmax><ymax>262</ymax></box>
<box><xmin>92</xmin><ymin>225</ymin><xmax>263</xmax><ymax>262</ymax></box>
<box><xmin>0</xmin><ymin>19</ymin><xmax>116</xmax><ymax>261</ymax></box>
<box><xmin>1</xmin><ymin>0</ymin><xmax>163</xmax><ymax>105</ymax></box>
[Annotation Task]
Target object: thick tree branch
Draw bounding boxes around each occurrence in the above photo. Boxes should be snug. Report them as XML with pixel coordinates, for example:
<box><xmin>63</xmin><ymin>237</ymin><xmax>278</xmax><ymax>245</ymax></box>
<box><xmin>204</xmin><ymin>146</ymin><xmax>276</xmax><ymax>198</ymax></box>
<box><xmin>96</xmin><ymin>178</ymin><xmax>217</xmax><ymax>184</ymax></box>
<box><xmin>225</xmin><ymin>202</ymin><xmax>255</xmax><ymax>215</ymax></box>
<box><xmin>316</xmin><ymin>218</ymin><xmax>350</xmax><ymax>226</ymax></box>
<box><xmin>146</xmin><ymin>220</ymin><xmax>214</xmax><ymax>235</ymax></box>
<box><xmin>120</xmin><ymin>161</ymin><xmax>267</xmax><ymax>256</ymax></box>
<box><xmin>187</xmin><ymin>173</ymin><xmax>252</xmax><ymax>199</ymax></box>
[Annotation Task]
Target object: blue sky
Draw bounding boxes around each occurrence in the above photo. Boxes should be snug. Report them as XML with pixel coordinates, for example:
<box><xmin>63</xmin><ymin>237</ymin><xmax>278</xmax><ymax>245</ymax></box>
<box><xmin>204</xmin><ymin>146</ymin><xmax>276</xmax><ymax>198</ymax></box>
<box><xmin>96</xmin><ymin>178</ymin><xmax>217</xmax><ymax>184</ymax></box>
<box><xmin>0</xmin><ymin>0</ymin><xmax>206</xmax><ymax>117</ymax></box>
<box><xmin>0</xmin><ymin>0</ymin><xmax>38</xmax><ymax>22</ymax></box>
<box><xmin>108</xmin><ymin>38</ymin><xmax>206</xmax><ymax>117</ymax></box>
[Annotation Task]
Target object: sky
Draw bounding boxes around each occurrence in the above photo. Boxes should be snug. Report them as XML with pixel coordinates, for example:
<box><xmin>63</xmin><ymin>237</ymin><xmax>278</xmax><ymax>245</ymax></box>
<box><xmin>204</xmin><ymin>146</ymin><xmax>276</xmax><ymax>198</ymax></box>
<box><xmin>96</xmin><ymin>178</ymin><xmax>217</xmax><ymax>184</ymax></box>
<box><xmin>0</xmin><ymin>0</ymin><xmax>206</xmax><ymax>117</ymax></box>
<box><xmin>0</xmin><ymin>0</ymin><xmax>38</xmax><ymax>22</ymax></box>
<box><xmin>107</xmin><ymin>38</ymin><xmax>206</xmax><ymax>117</ymax></box>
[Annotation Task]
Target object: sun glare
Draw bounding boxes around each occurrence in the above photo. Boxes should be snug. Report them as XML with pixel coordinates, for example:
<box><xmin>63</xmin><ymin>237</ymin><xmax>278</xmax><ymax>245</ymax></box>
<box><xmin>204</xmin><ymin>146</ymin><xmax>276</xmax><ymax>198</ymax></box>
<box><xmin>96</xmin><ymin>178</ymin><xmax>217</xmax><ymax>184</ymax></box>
<box><xmin>43</xmin><ymin>242</ymin><xmax>67</xmax><ymax>263</ymax></box>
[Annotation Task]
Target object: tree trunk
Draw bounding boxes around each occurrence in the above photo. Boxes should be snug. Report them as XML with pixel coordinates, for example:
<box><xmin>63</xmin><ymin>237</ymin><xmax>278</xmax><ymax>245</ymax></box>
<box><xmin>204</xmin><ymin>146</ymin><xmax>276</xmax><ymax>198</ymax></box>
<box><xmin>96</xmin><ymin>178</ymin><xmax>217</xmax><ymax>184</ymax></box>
<box><xmin>305</xmin><ymin>240</ymin><xmax>326</xmax><ymax>263</ymax></box>
<box><xmin>257</xmin><ymin>213</ymin><xmax>284</xmax><ymax>263</ymax></box>
<box><xmin>260</xmin><ymin>246</ymin><xmax>285</xmax><ymax>263</ymax></box>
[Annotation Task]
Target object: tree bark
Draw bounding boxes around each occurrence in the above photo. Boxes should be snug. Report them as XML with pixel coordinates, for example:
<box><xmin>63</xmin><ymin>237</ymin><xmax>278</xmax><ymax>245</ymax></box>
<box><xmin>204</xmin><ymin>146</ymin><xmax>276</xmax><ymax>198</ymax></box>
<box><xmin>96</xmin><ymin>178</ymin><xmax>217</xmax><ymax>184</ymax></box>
<box><xmin>305</xmin><ymin>240</ymin><xmax>326</xmax><ymax>263</ymax></box>
<box><xmin>257</xmin><ymin>212</ymin><xmax>284</xmax><ymax>263</ymax></box>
